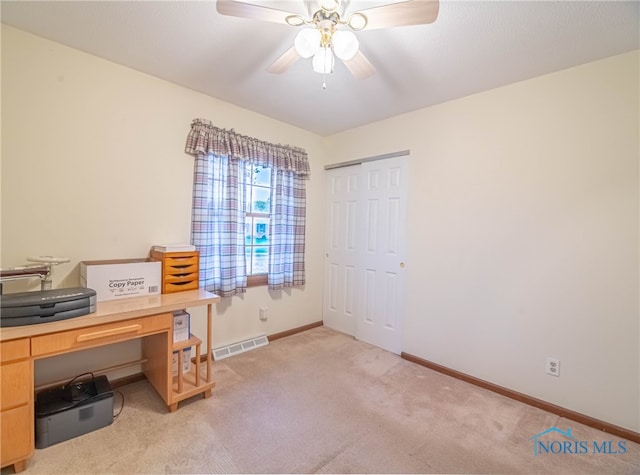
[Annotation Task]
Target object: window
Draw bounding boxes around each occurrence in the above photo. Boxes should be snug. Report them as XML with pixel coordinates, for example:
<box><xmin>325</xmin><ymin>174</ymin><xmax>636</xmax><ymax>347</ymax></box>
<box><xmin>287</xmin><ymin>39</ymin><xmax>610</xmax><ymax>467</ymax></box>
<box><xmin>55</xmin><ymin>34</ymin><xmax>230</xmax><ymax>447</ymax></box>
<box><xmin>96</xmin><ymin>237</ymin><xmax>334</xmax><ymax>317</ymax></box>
<box><xmin>244</xmin><ymin>165</ymin><xmax>271</xmax><ymax>285</ymax></box>
<box><xmin>186</xmin><ymin>119</ymin><xmax>310</xmax><ymax>297</ymax></box>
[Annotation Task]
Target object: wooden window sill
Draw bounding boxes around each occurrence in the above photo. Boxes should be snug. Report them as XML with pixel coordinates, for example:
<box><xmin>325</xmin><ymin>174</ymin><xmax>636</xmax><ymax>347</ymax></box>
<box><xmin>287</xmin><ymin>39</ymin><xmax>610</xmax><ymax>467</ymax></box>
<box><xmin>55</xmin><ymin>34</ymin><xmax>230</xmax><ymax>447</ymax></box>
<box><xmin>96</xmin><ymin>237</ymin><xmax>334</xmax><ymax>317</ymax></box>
<box><xmin>247</xmin><ymin>274</ymin><xmax>268</xmax><ymax>287</ymax></box>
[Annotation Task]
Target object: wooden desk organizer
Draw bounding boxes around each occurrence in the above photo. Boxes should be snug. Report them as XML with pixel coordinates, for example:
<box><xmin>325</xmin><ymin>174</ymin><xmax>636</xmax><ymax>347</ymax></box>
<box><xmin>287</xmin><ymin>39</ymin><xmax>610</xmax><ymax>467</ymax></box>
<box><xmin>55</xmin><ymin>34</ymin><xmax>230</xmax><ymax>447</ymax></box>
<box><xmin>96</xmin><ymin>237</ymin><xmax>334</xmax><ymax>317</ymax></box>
<box><xmin>150</xmin><ymin>250</ymin><xmax>199</xmax><ymax>294</ymax></box>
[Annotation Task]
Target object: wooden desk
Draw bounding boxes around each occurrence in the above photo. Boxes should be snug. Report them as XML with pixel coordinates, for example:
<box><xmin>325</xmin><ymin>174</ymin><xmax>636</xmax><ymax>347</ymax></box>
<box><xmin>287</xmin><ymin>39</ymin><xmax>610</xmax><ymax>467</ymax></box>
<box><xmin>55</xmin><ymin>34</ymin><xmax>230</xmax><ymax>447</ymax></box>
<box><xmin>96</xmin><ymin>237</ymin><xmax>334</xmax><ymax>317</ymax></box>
<box><xmin>0</xmin><ymin>289</ymin><xmax>220</xmax><ymax>473</ymax></box>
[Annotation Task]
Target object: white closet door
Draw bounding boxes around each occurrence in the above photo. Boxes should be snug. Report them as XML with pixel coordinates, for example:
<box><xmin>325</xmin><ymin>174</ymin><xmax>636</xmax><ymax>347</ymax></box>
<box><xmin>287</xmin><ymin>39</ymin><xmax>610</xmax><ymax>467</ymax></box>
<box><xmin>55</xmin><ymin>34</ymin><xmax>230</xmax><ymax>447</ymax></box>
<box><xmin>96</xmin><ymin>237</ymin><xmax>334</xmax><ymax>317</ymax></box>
<box><xmin>323</xmin><ymin>165</ymin><xmax>360</xmax><ymax>337</ymax></box>
<box><xmin>355</xmin><ymin>156</ymin><xmax>408</xmax><ymax>354</ymax></box>
<box><xmin>323</xmin><ymin>155</ymin><xmax>408</xmax><ymax>354</ymax></box>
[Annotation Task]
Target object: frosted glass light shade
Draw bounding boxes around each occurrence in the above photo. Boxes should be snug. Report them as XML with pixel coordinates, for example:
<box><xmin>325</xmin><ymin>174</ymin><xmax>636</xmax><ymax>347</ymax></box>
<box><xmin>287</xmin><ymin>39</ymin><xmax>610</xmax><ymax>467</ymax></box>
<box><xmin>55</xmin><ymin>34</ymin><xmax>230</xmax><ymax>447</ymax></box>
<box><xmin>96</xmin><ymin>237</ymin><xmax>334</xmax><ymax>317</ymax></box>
<box><xmin>332</xmin><ymin>30</ymin><xmax>359</xmax><ymax>60</ymax></box>
<box><xmin>312</xmin><ymin>47</ymin><xmax>334</xmax><ymax>74</ymax></box>
<box><xmin>347</xmin><ymin>13</ymin><xmax>367</xmax><ymax>31</ymax></box>
<box><xmin>319</xmin><ymin>0</ymin><xmax>340</xmax><ymax>11</ymax></box>
<box><xmin>294</xmin><ymin>28</ymin><xmax>321</xmax><ymax>58</ymax></box>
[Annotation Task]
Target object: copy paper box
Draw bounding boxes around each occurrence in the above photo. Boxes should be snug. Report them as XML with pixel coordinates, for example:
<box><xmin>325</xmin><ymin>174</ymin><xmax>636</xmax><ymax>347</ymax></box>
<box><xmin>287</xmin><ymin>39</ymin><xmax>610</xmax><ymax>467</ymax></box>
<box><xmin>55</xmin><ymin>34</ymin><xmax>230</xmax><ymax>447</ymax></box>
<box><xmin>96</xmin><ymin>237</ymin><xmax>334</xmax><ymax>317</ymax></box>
<box><xmin>80</xmin><ymin>259</ymin><xmax>161</xmax><ymax>302</ymax></box>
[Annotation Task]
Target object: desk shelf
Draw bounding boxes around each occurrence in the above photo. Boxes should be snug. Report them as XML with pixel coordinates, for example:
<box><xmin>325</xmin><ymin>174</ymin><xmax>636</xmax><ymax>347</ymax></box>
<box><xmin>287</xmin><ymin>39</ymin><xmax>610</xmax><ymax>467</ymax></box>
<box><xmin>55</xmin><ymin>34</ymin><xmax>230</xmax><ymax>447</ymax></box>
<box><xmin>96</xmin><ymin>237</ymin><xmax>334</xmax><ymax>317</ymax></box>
<box><xmin>169</xmin><ymin>333</ymin><xmax>215</xmax><ymax>412</ymax></box>
<box><xmin>173</xmin><ymin>334</ymin><xmax>201</xmax><ymax>352</ymax></box>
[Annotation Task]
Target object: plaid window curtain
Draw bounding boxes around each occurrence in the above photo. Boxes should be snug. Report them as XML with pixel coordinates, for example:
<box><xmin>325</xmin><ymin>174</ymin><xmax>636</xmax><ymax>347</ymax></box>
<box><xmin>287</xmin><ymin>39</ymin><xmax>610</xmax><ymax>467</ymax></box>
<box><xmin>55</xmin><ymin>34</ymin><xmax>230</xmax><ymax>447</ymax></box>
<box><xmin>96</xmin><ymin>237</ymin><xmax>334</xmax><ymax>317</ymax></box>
<box><xmin>269</xmin><ymin>169</ymin><xmax>306</xmax><ymax>289</ymax></box>
<box><xmin>185</xmin><ymin>119</ymin><xmax>309</xmax><ymax>297</ymax></box>
<box><xmin>191</xmin><ymin>153</ymin><xmax>247</xmax><ymax>296</ymax></box>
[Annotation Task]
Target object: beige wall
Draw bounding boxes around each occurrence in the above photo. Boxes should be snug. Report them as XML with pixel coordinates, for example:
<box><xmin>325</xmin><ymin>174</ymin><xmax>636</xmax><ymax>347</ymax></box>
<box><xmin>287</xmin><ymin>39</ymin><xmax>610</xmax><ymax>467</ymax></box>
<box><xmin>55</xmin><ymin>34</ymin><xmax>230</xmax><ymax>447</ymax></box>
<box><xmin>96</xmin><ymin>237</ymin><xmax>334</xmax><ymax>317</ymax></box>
<box><xmin>326</xmin><ymin>51</ymin><xmax>639</xmax><ymax>432</ymax></box>
<box><xmin>1</xmin><ymin>26</ymin><xmax>325</xmax><ymax>381</ymax></box>
<box><xmin>2</xmin><ymin>25</ymin><xmax>638</xmax><ymax>432</ymax></box>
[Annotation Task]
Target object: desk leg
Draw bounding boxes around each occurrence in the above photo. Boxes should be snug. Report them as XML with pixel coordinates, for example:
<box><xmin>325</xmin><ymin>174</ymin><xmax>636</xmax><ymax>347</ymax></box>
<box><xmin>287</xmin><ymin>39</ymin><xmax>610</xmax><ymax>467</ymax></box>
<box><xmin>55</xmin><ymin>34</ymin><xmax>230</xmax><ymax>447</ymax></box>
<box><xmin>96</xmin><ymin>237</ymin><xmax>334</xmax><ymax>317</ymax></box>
<box><xmin>176</xmin><ymin>349</ymin><xmax>184</xmax><ymax>394</ymax></box>
<box><xmin>13</xmin><ymin>460</ymin><xmax>27</xmax><ymax>473</ymax></box>
<box><xmin>194</xmin><ymin>342</ymin><xmax>201</xmax><ymax>387</ymax></box>
<box><xmin>207</xmin><ymin>303</ymin><xmax>212</xmax><ymax>382</ymax></box>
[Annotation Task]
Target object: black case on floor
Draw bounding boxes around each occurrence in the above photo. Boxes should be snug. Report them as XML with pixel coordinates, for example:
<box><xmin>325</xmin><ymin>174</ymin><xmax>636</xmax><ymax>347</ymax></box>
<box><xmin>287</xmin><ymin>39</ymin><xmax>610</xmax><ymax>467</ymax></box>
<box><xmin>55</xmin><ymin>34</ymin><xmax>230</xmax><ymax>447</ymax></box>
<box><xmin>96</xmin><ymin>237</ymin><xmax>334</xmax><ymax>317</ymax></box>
<box><xmin>35</xmin><ymin>375</ymin><xmax>114</xmax><ymax>448</ymax></box>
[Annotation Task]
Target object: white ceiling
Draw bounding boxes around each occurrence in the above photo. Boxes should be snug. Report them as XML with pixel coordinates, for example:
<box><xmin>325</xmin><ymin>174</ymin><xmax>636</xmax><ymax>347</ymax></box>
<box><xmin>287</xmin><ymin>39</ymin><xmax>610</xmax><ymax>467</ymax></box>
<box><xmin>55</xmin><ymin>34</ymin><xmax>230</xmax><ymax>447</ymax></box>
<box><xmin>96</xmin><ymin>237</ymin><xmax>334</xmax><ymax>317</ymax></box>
<box><xmin>2</xmin><ymin>1</ymin><xmax>638</xmax><ymax>136</ymax></box>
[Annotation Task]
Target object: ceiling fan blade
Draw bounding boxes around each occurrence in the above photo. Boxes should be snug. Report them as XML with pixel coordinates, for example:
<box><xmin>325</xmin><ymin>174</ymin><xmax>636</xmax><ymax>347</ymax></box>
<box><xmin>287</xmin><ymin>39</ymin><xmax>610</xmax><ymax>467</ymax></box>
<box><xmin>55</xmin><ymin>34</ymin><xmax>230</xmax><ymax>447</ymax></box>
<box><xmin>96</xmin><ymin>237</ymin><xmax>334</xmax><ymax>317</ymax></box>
<box><xmin>343</xmin><ymin>50</ymin><xmax>375</xmax><ymax>80</ymax></box>
<box><xmin>216</xmin><ymin>0</ymin><xmax>297</xmax><ymax>24</ymax></box>
<box><xmin>267</xmin><ymin>46</ymin><xmax>301</xmax><ymax>74</ymax></box>
<box><xmin>353</xmin><ymin>0</ymin><xmax>439</xmax><ymax>30</ymax></box>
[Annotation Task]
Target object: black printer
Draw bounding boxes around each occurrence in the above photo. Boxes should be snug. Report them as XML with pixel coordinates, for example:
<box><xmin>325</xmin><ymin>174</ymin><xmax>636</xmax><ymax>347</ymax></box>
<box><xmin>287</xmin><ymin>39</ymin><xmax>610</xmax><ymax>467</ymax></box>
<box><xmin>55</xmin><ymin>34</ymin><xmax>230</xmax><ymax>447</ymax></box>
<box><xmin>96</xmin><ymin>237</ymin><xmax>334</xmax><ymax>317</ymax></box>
<box><xmin>35</xmin><ymin>375</ymin><xmax>114</xmax><ymax>448</ymax></box>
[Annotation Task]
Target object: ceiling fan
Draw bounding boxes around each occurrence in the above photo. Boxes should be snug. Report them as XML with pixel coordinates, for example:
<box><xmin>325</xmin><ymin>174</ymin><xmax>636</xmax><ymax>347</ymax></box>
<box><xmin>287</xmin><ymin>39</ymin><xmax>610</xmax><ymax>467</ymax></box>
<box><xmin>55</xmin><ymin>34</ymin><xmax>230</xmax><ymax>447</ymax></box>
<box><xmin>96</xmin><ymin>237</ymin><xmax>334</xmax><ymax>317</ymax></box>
<box><xmin>216</xmin><ymin>0</ymin><xmax>440</xmax><ymax>80</ymax></box>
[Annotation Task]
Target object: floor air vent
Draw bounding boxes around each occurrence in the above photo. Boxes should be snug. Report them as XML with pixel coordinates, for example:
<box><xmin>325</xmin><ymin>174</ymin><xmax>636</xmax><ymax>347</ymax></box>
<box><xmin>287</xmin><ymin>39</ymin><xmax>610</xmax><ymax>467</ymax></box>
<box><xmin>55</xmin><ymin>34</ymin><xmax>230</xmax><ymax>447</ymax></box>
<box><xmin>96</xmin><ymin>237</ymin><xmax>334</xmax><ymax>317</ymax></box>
<box><xmin>212</xmin><ymin>335</ymin><xmax>269</xmax><ymax>361</ymax></box>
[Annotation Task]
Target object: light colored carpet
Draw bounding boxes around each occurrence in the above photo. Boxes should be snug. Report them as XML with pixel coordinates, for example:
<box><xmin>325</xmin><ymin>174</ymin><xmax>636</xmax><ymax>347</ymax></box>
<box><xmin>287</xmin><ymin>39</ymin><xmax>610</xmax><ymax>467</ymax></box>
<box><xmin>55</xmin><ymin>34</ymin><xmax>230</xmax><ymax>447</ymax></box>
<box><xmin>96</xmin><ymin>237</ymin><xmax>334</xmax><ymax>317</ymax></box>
<box><xmin>13</xmin><ymin>326</ymin><xmax>640</xmax><ymax>474</ymax></box>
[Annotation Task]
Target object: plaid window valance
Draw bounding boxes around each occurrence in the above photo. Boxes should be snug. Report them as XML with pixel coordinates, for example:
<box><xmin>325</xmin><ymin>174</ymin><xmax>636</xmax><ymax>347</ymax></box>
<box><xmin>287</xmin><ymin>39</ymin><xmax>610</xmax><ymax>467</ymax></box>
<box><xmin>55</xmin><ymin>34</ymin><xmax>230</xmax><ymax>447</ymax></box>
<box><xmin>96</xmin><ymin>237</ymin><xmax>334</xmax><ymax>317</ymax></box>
<box><xmin>185</xmin><ymin>118</ymin><xmax>310</xmax><ymax>177</ymax></box>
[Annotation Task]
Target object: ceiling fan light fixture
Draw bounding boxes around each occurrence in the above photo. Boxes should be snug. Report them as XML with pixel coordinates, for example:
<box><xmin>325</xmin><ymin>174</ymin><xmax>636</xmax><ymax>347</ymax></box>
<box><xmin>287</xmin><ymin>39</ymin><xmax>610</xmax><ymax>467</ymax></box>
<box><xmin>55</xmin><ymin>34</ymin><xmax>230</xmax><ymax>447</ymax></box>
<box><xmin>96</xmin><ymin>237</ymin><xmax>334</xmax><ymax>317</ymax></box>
<box><xmin>347</xmin><ymin>13</ymin><xmax>367</xmax><ymax>31</ymax></box>
<box><xmin>312</xmin><ymin>47</ymin><xmax>334</xmax><ymax>74</ymax></box>
<box><xmin>294</xmin><ymin>28</ymin><xmax>321</xmax><ymax>58</ymax></box>
<box><xmin>332</xmin><ymin>30</ymin><xmax>359</xmax><ymax>60</ymax></box>
<box><xmin>217</xmin><ymin>0</ymin><xmax>441</xmax><ymax>80</ymax></box>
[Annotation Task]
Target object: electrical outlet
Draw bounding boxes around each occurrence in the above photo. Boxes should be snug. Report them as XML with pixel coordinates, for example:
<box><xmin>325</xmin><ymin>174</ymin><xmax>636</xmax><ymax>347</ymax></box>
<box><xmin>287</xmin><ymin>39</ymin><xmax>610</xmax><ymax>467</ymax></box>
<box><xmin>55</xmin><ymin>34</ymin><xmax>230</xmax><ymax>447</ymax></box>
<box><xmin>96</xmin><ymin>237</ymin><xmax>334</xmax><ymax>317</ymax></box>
<box><xmin>259</xmin><ymin>307</ymin><xmax>268</xmax><ymax>321</ymax></box>
<box><xmin>546</xmin><ymin>357</ymin><xmax>560</xmax><ymax>377</ymax></box>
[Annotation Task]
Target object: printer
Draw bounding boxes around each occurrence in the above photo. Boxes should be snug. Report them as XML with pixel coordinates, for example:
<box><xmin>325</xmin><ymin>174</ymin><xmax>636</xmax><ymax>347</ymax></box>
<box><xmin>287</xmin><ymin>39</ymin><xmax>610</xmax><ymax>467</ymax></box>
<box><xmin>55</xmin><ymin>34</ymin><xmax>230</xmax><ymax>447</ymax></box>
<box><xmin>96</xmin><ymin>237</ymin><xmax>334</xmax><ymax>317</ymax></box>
<box><xmin>0</xmin><ymin>287</ymin><xmax>97</xmax><ymax>327</ymax></box>
<box><xmin>35</xmin><ymin>375</ymin><xmax>114</xmax><ymax>448</ymax></box>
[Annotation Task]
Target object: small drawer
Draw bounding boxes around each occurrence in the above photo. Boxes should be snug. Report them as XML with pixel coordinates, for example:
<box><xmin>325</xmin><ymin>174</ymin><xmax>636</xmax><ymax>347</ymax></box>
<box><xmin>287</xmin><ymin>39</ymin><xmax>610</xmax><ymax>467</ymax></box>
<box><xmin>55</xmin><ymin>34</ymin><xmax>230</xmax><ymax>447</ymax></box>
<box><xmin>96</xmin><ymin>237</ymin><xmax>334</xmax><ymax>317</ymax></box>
<box><xmin>164</xmin><ymin>273</ymin><xmax>198</xmax><ymax>284</ymax></box>
<box><xmin>165</xmin><ymin>263</ymin><xmax>198</xmax><ymax>275</ymax></box>
<box><xmin>31</xmin><ymin>314</ymin><xmax>172</xmax><ymax>357</ymax></box>
<box><xmin>165</xmin><ymin>256</ymin><xmax>198</xmax><ymax>267</ymax></box>
<box><xmin>0</xmin><ymin>339</ymin><xmax>30</xmax><ymax>363</ymax></box>
<box><xmin>0</xmin><ymin>360</ymin><xmax>31</xmax><ymax>411</ymax></box>
<box><xmin>164</xmin><ymin>280</ymin><xmax>199</xmax><ymax>294</ymax></box>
